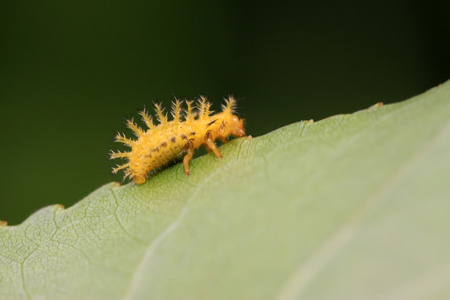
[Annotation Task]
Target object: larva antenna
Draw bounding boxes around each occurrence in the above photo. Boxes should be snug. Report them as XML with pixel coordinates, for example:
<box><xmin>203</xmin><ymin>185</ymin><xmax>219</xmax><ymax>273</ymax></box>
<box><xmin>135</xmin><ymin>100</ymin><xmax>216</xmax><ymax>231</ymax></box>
<box><xmin>139</xmin><ymin>107</ymin><xmax>155</xmax><ymax>130</ymax></box>
<box><xmin>171</xmin><ymin>98</ymin><xmax>182</xmax><ymax>123</ymax></box>
<box><xmin>126</xmin><ymin>118</ymin><xmax>144</xmax><ymax>137</ymax></box>
<box><xmin>222</xmin><ymin>95</ymin><xmax>237</xmax><ymax>113</ymax></box>
<box><xmin>154</xmin><ymin>102</ymin><xmax>168</xmax><ymax>125</ymax></box>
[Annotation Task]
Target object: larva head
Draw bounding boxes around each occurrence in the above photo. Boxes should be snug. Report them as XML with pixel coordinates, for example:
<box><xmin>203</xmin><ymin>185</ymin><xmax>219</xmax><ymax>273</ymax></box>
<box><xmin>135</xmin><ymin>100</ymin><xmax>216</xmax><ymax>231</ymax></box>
<box><xmin>230</xmin><ymin>115</ymin><xmax>246</xmax><ymax>137</ymax></box>
<box><xmin>217</xmin><ymin>96</ymin><xmax>246</xmax><ymax>138</ymax></box>
<box><xmin>220</xmin><ymin>113</ymin><xmax>246</xmax><ymax>138</ymax></box>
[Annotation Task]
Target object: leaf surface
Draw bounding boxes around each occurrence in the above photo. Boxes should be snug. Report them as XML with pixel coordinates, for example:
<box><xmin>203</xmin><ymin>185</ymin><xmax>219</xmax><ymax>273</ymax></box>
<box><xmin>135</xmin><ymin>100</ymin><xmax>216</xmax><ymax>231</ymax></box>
<box><xmin>1</xmin><ymin>81</ymin><xmax>450</xmax><ymax>300</ymax></box>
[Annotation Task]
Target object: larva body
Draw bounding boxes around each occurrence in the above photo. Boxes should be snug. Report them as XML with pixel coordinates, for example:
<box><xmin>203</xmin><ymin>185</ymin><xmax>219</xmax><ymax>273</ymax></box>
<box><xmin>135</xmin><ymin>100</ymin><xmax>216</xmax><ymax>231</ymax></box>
<box><xmin>110</xmin><ymin>96</ymin><xmax>246</xmax><ymax>184</ymax></box>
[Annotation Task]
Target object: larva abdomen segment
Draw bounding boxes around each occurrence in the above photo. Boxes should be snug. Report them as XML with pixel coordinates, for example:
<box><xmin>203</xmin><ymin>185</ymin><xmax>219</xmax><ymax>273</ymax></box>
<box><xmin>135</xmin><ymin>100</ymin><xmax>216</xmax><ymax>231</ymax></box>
<box><xmin>110</xmin><ymin>96</ymin><xmax>246</xmax><ymax>184</ymax></box>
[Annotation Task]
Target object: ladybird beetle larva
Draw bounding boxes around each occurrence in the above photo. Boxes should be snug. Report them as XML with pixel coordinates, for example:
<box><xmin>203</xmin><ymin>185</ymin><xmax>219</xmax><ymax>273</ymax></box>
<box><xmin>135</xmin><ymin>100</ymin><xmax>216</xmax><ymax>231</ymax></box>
<box><xmin>110</xmin><ymin>96</ymin><xmax>246</xmax><ymax>184</ymax></box>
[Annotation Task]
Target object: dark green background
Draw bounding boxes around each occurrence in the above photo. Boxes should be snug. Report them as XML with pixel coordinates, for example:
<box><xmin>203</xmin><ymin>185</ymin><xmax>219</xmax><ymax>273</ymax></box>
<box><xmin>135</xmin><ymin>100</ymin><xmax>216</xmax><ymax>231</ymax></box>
<box><xmin>1</xmin><ymin>0</ymin><xmax>448</xmax><ymax>225</ymax></box>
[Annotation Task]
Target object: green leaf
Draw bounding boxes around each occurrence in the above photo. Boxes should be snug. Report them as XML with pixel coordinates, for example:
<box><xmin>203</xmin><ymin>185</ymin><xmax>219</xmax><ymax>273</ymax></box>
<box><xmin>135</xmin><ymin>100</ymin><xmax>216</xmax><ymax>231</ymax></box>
<box><xmin>1</xmin><ymin>81</ymin><xmax>450</xmax><ymax>300</ymax></box>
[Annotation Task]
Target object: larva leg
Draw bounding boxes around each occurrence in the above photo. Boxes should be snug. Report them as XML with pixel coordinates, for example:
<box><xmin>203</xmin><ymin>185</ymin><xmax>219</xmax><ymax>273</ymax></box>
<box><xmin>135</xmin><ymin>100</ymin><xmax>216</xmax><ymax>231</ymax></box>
<box><xmin>219</xmin><ymin>121</ymin><xmax>228</xmax><ymax>144</ymax></box>
<box><xmin>183</xmin><ymin>139</ymin><xmax>195</xmax><ymax>175</ymax></box>
<box><xmin>204</xmin><ymin>131</ymin><xmax>222</xmax><ymax>159</ymax></box>
<box><xmin>203</xmin><ymin>144</ymin><xmax>212</xmax><ymax>153</ymax></box>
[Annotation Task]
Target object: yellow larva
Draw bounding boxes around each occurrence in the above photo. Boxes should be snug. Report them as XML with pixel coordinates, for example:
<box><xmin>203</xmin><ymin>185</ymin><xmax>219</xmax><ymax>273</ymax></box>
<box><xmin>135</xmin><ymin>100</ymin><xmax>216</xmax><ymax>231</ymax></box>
<box><xmin>110</xmin><ymin>96</ymin><xmax>246</xmax><ymax>184</ymax></box>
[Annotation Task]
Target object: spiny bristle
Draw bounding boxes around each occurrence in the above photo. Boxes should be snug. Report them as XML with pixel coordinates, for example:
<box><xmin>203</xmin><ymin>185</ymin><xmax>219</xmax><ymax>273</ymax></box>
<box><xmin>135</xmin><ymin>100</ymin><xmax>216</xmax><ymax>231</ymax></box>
<box><xmin>123</xmin><ymin>169</ymin><xmax>132</xmax><ymax>180</ymax></box>
<box><xmin>185</xmin><ymin>100</ymin><xmax>196</xmax><ymax>121</ymax></box>
<box><xmin>139</xmin><ymin>108</ymin><xmax>155</xmax><ymax>130</ymax></box>
<box><xmin>222</xmin><ymin>96</ymin><xmax>237</xmax><ymax>113</ymax></box>
<box><xmin>171</xmin><ymin>99</ymin><xmax>182</xmax><ymax>123</ymax></box>
<box><xmin>126</xmin><ymin>118</ymin><xmax>144</xmax><ymax>137</ymax></box>
<box><xmin>114</xmin><ymin>132</ymin><xmax>135</xmax><ymax>147</ymax></box>
<box><xmin>109</xmin><ymin>150</ymin><xmax>130</xmax><ymax>160</ymax></box>
<box><xmin>198</xmin><ymin>96</ymin><xmax>207</xmax><ymax>117</ymax></box>
<box><xmin>154</xmin><ymin>103</ymin><xmax>168</xmax><ymax>125</ymax></box>
<box><xmin>112</xmin><ymin>163</ymin><xmax>130</xmax><ymax>174</ymax></box>
<box><xmin>198</xmin><ymin>96</ymin><xmax>213</xmax><ymax>119</ymax></box>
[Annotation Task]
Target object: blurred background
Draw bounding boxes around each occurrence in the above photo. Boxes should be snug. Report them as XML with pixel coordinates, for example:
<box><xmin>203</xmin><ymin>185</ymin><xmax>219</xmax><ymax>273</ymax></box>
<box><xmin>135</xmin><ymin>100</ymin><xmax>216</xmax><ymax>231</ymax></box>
<box><xmin>0</xmin><ymin>0</ymin><xmax>448</xmax><ymax>225</ymax></box>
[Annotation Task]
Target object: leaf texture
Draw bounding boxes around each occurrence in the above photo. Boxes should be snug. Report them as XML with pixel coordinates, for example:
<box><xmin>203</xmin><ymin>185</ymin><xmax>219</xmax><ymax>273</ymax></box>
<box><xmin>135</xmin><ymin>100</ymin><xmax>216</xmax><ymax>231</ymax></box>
<box><xmin>1</xmin><ymin>81</ymin><xmax>450</xmax><ymax>300</ymax></box>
